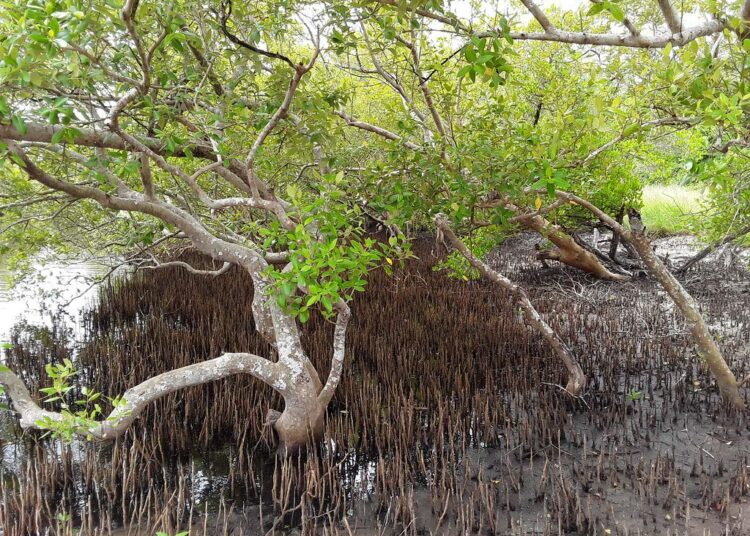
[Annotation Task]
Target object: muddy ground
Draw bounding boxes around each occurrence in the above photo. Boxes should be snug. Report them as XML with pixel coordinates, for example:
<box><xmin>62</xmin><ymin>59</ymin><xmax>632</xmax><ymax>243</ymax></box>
<box><xmin>1</xmin><ymin>232</ymin><xmax>749</xmax><ymax>535</ymax></box>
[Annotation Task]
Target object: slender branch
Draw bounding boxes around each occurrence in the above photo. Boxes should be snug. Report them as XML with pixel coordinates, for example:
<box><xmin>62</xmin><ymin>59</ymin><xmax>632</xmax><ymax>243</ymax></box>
<box><xmin>714</xmin><ymin>138</ymin><xmax>750</xmax><ymax>153</ymax></box>
<box><xmin>139</xmin><ymin>152</ymin><xmax>155</xmax><ymax>199</ymax></box>
<box><xmin>59</xmin><ymin>44</ymin><xmax>140</xmax><ymax>85</ymax></box>
<box><xmin>434</xmin><ymin>214</ymin><xmax>585</xmax><ymax>394</ymax></box>
<box><xmin>589</xmin><ymin>0</ymin><xmax>639</xmax><ymax>36</ymax></box>
<box><xmin>0</xmin><ymin>192</ymin><xmax>68</xmax><ymax>211</ymax></box>
<box><xmin>520</xmin><ymin>0</ymin><xmax>555</xmax><ymax>33</ymax></box>
<box><xmin>217</xmin><ymin>0</ymin><xmax>296</xmax><ymax>69</ymax></box>
<box><xmin>360</xmin><ymin>23</ymin><xmax>427</xmax><ymax>124</ymax></box>
<box><xmin>139</xmin><ymin>258</ymin><xmax>232</xmax><ymax>276</ymax></box>
<box><xmin>334</xmin><ymin>110</ymin><xmax>422</xmax><ymax>151</ymax></box>
<box><xmin>508</xmin><ymin>198</ymin><xmax>568</xmax><ymax>222</ymax></box>
<box><xmin>246</xmin><ymin>67</ymin><xmax>306</xmax><ymax>182</ymax></box>
<box><xmin>367</xmin><ymin>0</ymin><xmax>465</xmax><ymax>29</ymax></box>
<box><xmin>505</xmin><ymin>22</ymin><xmax>725</xmax><ymax>48</ymax></box>
<box><xmin>0</xmin><ymin>352</ymin><xmax>279</xmax><ymax>440</ymax></box>
<box><xmin>578</xmin><ymin>117</ymin><xmax>699</xmax><ymax>166</ymax></box>
<box><xmin>0</xmin><ymin>198</ymin><xmax>81</xmax><ymax>235</ymax></box>
<box><xmin>676</xmin><ymin>225</ymin><xmax>750</xmax><ymax>273</ymax></box>
<box><xmin>397</xmin><ymin>33</ymin><xmax>447</xmax><ymax>139</ymax></box>
<box><xmin>657</xmin><ymin>0</ymin><xmax>682</xmax><ymax>34</ymax></box>
<box><xmin>318</xmin><ymin>301</ymin><xmax>352</xmax><ymax>406</ymax></box>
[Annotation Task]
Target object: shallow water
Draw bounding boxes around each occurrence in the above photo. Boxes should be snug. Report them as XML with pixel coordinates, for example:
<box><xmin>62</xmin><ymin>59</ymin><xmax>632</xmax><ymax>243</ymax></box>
<box><xmin>1</xmin><ymin>240</ymin><xmax>749</xmax><ymax>535</ymax></box>
<box><xmin>0</xmin><ymin>259</ymin><xmax>111</xmax><ymax>344</ymax></box>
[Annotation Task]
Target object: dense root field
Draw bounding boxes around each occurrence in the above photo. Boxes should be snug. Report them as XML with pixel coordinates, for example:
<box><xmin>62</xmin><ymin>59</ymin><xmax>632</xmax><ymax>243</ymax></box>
<box><xmin>1</xmin><ymin>235</ymin><xmax>749</xmax><ymax>535</ymax></box>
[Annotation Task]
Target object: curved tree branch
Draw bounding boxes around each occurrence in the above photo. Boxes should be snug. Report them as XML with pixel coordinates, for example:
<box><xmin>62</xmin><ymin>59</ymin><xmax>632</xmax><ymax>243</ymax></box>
<box><xmin>369</xmin><ymin>0</ymin><xmax>726</xmax><ymax>49</ymax></box>
<box><xmin>139</xmin><ymin>258</ymin><xmax>233</xmax><ymax>276</ymax></box>
<box><xmin>334</xmin><ymin>110</ymin><xmax>422</xmax><ymax>151</ymax></box>
<box><xmin>0</xmin><ymin>352</ymin><xmax>279</xmax><ymax>440</ymax></box>
<box><xmin>578</xmin><ymin>116</ymin><xmax>699</xmax><ymax>166</ymax></box>
<box><xmin>217</xmin><ymin>0</ymin><xmax>296</xmax><ymax>69</ymax></box>
<box><xmin>553</xmin><ymin>191</ymin><xmax>744</xmax><ymax>408</ymax></box>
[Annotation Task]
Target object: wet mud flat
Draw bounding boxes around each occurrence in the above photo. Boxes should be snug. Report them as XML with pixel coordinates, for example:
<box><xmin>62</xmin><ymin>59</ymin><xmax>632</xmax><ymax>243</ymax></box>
<box><xmin>0</xmin><ymin>235</ymin><xmax>749</xmax><ymax>535</ymax></box>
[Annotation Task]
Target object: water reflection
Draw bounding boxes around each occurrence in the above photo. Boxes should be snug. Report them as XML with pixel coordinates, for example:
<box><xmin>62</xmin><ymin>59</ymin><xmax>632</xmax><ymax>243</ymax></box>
<box><xmin>0</xmin><ymin>258</ymin><xmax>113</xmax><ymax>343</ymax></box>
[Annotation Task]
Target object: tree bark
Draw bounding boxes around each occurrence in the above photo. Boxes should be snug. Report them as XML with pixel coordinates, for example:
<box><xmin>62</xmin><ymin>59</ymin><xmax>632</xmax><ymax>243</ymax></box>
<box><xmin>629</xmin><ymin>233</ymin><xmax>744</xmax><ymax>407</ymax></box>
<box><xmin>609</xmin><ymin>207</ymin><xmax>624</xmax><ymax>261</ymax></box>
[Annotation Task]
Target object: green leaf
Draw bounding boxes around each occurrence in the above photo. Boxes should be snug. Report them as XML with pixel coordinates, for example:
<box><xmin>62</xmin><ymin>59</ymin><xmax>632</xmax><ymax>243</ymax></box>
<box><xmin>587</xmin><ymin>3</ymin><xmax>605</xmax><ymax>16</ymax></box>
<box><xmin>622</xmin><ymin>123</ymin><xmax>641</xmax><ymax>137</ymax></box>
<box><xmin>606</xmin><ymin>2</ymin><xmax>625</xmax><ymax>22</ymax></box>
<box><xmin>11</xmin><ymin>115</ymin><xmax>27</xmax><ymax>135</ymax></box>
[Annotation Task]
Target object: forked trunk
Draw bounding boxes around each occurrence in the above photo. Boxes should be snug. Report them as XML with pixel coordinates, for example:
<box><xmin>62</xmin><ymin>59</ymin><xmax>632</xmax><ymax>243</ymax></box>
<box><xmin>259</xmin><ymin>283</ymin><xmax>330</xmax><ymax>453</ymax></box>
<box><xmin>271</xmin><ymin>395</ymin><xmax>326</xmax><ymax>454</ymax></box>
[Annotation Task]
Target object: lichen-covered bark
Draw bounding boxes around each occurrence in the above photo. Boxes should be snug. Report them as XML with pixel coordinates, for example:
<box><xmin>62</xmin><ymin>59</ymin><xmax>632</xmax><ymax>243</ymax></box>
<box><xmin>0</xmin><ymin>353</ymin><xmax>279</xmax><ymax>439</ymax></box>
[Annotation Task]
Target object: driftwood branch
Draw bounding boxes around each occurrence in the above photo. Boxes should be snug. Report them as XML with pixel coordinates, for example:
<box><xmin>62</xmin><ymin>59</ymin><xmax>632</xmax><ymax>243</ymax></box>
<box><xmin>676</xmin><ymin>225</ymin><xmax>750</xmax><ymax>274</ymax></box>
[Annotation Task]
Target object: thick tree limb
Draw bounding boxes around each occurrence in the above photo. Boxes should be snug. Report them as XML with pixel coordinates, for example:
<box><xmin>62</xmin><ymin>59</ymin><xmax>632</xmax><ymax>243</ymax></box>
<box><xmin>434</xmin><ymin>214</ymin><xmax>586</xmax><ymax>395</ymax></box>
<box><xmin>657</xmin><ymin>0</ymin><xmax>683</xmax><ymax>34</ymax></box>
<box><xmin>481</xmin><ymin>195</ymin><xmax>629</xmax><ymax>281</ymax></box>
<box><xmin>0</xmin><ymin>123</ymin><xmax>237</xmax><ymax>181</ymax></box>
<box><xmin>369</xmin><ymin>0</ymin><xmax>726</xmax><ymax>49</ymax></box>
<box><xmin>0</xmin><ymin>352</ymin><xmax>278</xmax><ymax>440</ymax></box>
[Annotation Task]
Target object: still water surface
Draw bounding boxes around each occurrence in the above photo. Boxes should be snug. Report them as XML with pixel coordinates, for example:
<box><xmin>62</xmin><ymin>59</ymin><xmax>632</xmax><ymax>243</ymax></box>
<box><xmin>0</xmin><ymin>258</ymin><xmax>110</xmax><ymax>343</ymax></box>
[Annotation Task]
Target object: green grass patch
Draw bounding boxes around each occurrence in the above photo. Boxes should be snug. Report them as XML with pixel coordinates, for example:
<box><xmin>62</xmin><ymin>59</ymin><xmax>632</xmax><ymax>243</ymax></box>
<box><xmin>639</xmin><ymin>184</ymin><xmax>705</xmax><ymax>236</ymax></box>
